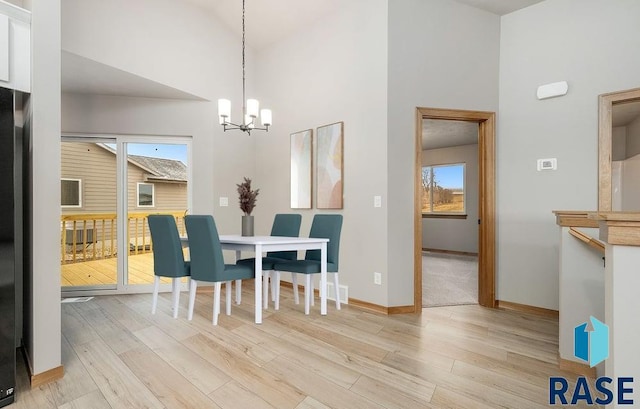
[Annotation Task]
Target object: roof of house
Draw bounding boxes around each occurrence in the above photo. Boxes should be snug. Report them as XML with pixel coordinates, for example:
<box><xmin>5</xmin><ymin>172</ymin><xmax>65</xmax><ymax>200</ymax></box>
<box><xmin>94</xmin><ymin>143</ymin><xmax>187</xmax><ymax>183</ymax></box>
<box><xmin>128</xmin><ymin>155</ymin><xmax>187</xmax><ymax>183</ymax></box>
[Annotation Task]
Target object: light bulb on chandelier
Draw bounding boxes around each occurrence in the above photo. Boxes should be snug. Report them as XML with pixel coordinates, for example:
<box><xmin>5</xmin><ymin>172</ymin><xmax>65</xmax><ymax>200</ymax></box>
<box><xmin>217</xmin><ymin>0</ymin><xmax>272</xmax><ymax>134</ymax></box>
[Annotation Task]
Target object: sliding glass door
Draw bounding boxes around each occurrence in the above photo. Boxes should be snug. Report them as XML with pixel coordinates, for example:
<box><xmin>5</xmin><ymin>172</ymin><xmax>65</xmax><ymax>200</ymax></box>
<box><xmin>61</xmin><ymin>138</ymin><xmax>118</xmax><ymax>290</ymax></box>
<box><xmin>61</xmin><ymin>136</ymin><xmax>191</xmax><ymax>293</ymax></box>
<box><xmin>124</xmin><ymin>142</ymin><xmax>189</xmax><ymax>288</ymax></box>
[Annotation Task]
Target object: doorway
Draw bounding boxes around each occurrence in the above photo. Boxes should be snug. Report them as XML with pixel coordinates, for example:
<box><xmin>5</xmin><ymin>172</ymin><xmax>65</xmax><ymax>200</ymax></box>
<box><xmin>421</xmin><ymin>120</ymin><xmax>479</xmax><ymax>307</ymax></box>
<box><xmin>414</xmin><ymin>107</ymin><xmax>495</xmax><ymax>309</ymax></box>
<box><xmin>598</xmin><ymin>87</ymin><xmax>640</xmax><ymax>211</ymax></box>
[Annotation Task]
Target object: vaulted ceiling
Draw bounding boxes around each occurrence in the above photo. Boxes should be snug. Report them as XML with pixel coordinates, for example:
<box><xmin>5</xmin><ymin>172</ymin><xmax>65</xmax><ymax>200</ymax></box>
<box><xmin>61</xmin><ymin>0</ymin><xmax>546</xmax><ymax>98</ymax></box>
<box><xmin>179</xmin><ymin>0</ymin><xmax>546</xmax><ymax>50</ymax></box>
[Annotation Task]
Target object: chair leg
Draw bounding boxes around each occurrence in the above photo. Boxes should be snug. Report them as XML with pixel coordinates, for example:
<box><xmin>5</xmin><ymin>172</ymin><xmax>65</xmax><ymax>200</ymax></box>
<box><xmin>151</xmin><ymin>275</ymin><xmax>160</xmax><ymax>314</ymax></box>
<box><xmin>187</xmin><ymin>279</ymin><xmax>198</xmax><ymax>320</ymax></box>
<box><xmin>263</xmin><ymin>271</ymin><xmax>270</xmax><ymax>309</ymax></box>
<box><xmin>171</xmin><ymin>277</ymin><xmax>181</xmax><ymax>318</ymax></box>
<box><xmin>226</xmin><ymin>281</ymin><xmax>232</xmax><ymax>315</ymax></box>
<box><xmin>333</xmin><ymin>273</ymin><xmax>341</xmax><ymax>310</ymax></box>
<box><xmin>213</xmin><ymin>282</ymin><xmax>222</xmax><ymax>325</ymax></box>
<box><xmin>275</xmin><ymin>271</ymin><xmax>281</xmax><ymax>310</ymax></box>
<box><xmin>292</xmin><ymin>273</ymin><xmax>299</xmax><ymax>304</ymax></box>
<box><xmin>304</xmin><ymin>275</ymin><xmax>311</xmax><ymax>315</ymax></box>
<box><xmin>235</xmin><ymin>279</ymin><xmax>242</xmax><ymax>304</ymax></box>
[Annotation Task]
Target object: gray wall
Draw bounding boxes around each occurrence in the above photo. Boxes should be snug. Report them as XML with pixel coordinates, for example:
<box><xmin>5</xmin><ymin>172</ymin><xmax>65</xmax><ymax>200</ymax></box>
<box><xmin>422</xmin><ymin>144</ymin><xmax>479</xmax><ymax>254</ymax></box>
<box><xmin>498</xmin><ymin>0</ymin><xmax>640</xmax><ymax>309</ymax></box>
<box><xmin>388</xmin><ymin>0</ymin><xmax>500</xmax><ymax>306</ymax></box>
<box><xmin>255</xmin><ymin>0</ymin><xmax>389</xmax><ymax>304</ymax></box>
<box><xmin>625</xmin><ymin>115</ymin><xmax>640</xmax><ymax>158</ymax></box>
<box><xmin>621</xmin><ymin>155</ymin><xmax>640</xmax><ymax>210</ymax></box>
<box><xmin>612</xmin><ymin>126</ymin><xmax>626</xmax><ymax>161</ymax></box>
<box><xmin>22</xmin><ymin>0</ymin><xmax>62</xmax><ymax>375</ymax></box>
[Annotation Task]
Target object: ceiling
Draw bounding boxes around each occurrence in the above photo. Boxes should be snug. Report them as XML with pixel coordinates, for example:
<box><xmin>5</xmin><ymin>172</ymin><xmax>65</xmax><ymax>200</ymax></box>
<box><xmin>613</xmin><ymin>100</ymin><xmax>640</xmax><ymax>127</ymax></box>
<box><xmin>61</xmin><ymin>51</ymin><xmax>204</xmax><ymax>100</ymax></box>
<box><xmin>61</xmin><ymin>0</ymin><xmax>546</xmax><ymax>99</ymax></box>
<box><xmin>181</xmin><ymin>0</ymin><xmax>345</xmax><ymax>50</ymax></box>
<box><xmin>422</xmin><ymin>119</ymin><xmax>478</xmax><ymax>150</ymax></box>
<box><xmin>180</xmin><ymin>0</ymin><xmax>546</xmax><ymax>50</ymax></box>
<box><xmin>452</xmin><ymin>0</ymin><xmax>545</xmax><ymax>16</ymax></box>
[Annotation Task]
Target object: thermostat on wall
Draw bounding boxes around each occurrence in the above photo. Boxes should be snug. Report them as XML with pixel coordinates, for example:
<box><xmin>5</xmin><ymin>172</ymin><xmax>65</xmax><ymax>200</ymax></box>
<box><xmin>537</xmin><ymin>158</ymin><xmax>557</xmax><ymax>171</ymax></box>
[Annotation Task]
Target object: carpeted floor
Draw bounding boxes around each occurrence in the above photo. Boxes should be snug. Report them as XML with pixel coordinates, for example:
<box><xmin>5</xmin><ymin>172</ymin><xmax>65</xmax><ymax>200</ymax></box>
<box><xmin>423</xmin><ymin>251</ymin><xmax>478</xmax><ymax>307</ymax></box>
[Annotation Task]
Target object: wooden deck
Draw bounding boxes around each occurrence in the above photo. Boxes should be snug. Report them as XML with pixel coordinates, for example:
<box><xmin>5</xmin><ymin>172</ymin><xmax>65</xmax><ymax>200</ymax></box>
<box><xmin>61</xmin><ymin>253</ymin><xmax>186</xmax><ymax>287</ymax></box>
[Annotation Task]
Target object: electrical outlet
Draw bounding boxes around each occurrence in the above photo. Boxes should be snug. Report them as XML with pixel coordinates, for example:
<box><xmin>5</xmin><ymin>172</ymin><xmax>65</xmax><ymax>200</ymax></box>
<box><xmin>219</xmin><ymin>197</ymin><xmax>229</xmax><ymax>207</ymax></box>
<box><xmin>374</xmin><ymin>195</ymin><xmax>382</xmax><ymax>208</ymax></box>
<box><xmin>374</xmin><ymin>272</ymin><xmax>382</xmax><ymax>285</ymax></box>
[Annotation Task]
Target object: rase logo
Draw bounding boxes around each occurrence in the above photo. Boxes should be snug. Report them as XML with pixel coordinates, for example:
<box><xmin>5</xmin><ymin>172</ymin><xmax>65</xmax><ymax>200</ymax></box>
<box><xmin>550</xmin><ymin>317</ymin><xmax>634</xmax><ymax>406</ymax></box>
<box><xmin>574</xmin><ymin>316</ymin><xmax>609</xmax><ymax>367</ymax></box>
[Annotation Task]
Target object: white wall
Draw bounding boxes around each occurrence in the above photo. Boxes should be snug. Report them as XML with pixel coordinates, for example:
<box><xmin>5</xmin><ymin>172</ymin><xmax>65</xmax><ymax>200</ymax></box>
<box><xmin>498</xmin><ymin>0</ymin><xmax>640</xmax><ymax>309</ymax></box>
<box><xmin>254</xmin><ymin>0</ymin><xmax>389</xmax><ymax>305</ymax></box>
<box><xmin>388</xmin><ymin>0</ymin><xmax>499</xmax><ymax>306</ymax></box>
<box><xmin>422</xmin><ymin>144</ymin><xmax>479</xmax><ymax>253</ymax></box>
<box><xmin>21</xmin><ymin>0</ymin><xmax>62</xmax><ymax>375</ymax></box>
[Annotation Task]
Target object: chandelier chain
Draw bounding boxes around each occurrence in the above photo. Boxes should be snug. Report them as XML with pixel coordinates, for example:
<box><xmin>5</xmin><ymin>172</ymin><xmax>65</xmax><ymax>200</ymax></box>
<box><xmin>217</xmin><ymin>0</ymin><xmax>270</xmax><ymax>134</ymax></box>
<box><xmin>242</xmin><ymin>0</ymin><xmax>246</xmax><ymax>115</ymax></box>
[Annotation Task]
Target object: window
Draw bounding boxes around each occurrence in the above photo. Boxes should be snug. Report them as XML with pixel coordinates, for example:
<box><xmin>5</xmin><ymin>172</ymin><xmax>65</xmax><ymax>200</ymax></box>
<box><xmin>61</xmin><ymin>178</ymin><xmax>82</xmax><ymax>207</ymax></box>
<box><xmin>421</xmin><ymin>163</ymin><xmax>465</xmax><ymax>215</ymax></box>
<box><xmin>137</xmin><ymin>183</ymin><xmax>155</xmax><ymax>207</ymax></box>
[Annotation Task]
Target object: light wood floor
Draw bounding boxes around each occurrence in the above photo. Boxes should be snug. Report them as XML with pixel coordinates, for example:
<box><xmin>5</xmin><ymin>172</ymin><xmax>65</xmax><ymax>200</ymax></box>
<box><xmin>13</xmin><ymin>288</ymin><xmax>599</xmax><ymax>408</ymax></box>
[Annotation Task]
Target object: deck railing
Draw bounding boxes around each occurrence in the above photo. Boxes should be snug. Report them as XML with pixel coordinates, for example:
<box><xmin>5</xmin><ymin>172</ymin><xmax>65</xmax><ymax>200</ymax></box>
<box><xmin>60</xmin><ymin>211</ymin><xmax>186</xmax><ymax>264</ymax></box>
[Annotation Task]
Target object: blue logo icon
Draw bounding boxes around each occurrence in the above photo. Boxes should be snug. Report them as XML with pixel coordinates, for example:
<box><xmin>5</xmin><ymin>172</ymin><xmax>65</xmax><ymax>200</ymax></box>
<box><xmin>574</xmin><ymin>316</ymin><xmax>609</xmax><ymax>367</ymax></box>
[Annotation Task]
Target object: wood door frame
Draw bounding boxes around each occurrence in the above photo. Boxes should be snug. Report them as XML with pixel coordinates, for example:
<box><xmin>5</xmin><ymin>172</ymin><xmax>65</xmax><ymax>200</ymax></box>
<box><xmin>598</xmin><ymin>87</ymin><xmax>640</xmax><ymax>211</ymax></box>
<box><xmin>414</xmin><ymin>107</ymin><xmax>496</xmax><ymax>310</ymax></box>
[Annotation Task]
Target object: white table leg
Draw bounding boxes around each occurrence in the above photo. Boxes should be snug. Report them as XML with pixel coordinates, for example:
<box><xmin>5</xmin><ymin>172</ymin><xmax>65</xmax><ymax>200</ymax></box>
<box><xmin>254</xmin><ymin>244</ymin><xmax>263</xmax><ymax>324</ymax></box>
<box><xmin>321</xmin><ymin>242</ymin><xmax>327</xmax><ymax>315</ymax></box>
<box><xmin>234</xmin><ymin>250</ymin><xmax>242</xmax><ymax>304</ymax></box>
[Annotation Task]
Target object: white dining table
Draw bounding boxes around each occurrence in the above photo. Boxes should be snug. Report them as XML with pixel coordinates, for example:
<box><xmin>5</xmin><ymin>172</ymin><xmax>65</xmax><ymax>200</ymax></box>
<box><xmin>182</xmin><ymin>235</ymin><xmax>329</xmax><ymax>324</ymax></box>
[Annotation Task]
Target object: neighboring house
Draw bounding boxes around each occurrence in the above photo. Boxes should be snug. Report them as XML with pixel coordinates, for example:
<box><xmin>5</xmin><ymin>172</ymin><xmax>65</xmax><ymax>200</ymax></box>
<box><xmin>61</xmin><ymin>142</ymin><xmax>187</xmax><ymax>214</ymax></box>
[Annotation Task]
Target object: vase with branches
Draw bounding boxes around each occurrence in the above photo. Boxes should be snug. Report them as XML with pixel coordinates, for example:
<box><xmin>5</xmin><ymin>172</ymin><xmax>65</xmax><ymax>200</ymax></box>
<box><xmin>237</xmin><ymin>177</ymin><xmax>259</xmax><ymax>235</ymax></box>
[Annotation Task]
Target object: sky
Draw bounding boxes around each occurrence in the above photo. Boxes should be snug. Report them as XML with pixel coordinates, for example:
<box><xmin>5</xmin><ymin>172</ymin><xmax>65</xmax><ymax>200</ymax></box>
<box><xmin>431</xmin><ymin>164</ymin><xmax>464</xmax><ymax>189</ymax></box>
<box><xmin>107</xmin><ymin>143</ymin><xmax>188</xmax><ymax>165</ymax></box>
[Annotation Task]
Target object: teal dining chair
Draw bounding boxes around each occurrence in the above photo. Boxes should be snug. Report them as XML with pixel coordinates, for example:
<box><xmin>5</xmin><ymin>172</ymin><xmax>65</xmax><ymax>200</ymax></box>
<box><xmin>147</xmin><ymin>215</ymin><xmax>191</xmax><ymax>318</ymax></box>
<box><xmin>273</xmin><ymin>214</ymin><xmax>343</xmax><ymax>315</ymax></box>
<box><xmin>184</xmin><ymin>215</ymin><xmax>254</xmax><ymax>325</ymax></box>
<box><xmin>237</xmin><ymin>213</ymin><xmax>302</xmax><ymax>308</ymax></box>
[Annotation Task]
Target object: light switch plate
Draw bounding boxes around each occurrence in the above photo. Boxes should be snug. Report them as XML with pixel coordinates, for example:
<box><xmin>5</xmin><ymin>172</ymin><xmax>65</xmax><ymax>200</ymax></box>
<box><xmin>219</xmin><ymin>197</ymin><xmax>229</xmax><ymax>207</ymax></box>
<box><xmin>374</xmin><ymin>196</ymin><xmax>382</xmax><ymax>208</ymax></box>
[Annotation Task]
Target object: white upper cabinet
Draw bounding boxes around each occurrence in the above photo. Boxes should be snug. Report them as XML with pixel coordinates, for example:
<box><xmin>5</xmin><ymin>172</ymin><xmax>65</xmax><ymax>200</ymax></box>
<box><xmin>0</xmin><ymin>1</ymin><xmax>30</xmax><ymax>92</ymax></box>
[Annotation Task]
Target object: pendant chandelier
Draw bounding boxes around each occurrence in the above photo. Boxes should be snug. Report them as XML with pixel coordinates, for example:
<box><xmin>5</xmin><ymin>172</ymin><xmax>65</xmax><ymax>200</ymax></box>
<box><xmin>217</xmin><ymin>0</ymin><xmax>272</xmax><ymax>135</ymax></box>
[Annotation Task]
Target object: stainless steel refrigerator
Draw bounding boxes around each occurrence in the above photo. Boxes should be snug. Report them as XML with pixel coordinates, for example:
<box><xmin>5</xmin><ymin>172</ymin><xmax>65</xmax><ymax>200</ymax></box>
<box><xmin>0</xmin><ymin>85</ymin><xmax>24</xmax><ymax>407</ymax></box>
